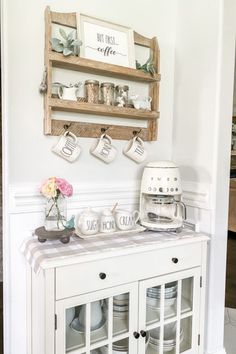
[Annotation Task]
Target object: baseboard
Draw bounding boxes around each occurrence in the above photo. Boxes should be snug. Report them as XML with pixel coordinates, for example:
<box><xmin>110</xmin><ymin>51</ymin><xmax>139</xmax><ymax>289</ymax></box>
<box><xmin>205</xmin><ymin>348</ymin><xmax>226</xmax><ymax>354</ymax></box>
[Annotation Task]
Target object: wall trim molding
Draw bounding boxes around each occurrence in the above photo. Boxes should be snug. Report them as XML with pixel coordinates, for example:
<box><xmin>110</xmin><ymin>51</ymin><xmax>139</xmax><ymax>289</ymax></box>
<box><xmin>204</xmin><ymin>348</ymin><xmax>226</xmax><ymax>354</ymax></box>
<box><xmin>9</xmin><ymin>180</ymin><xmax>212</xmax><ymax>214</ymax></box>
<box><xmin>182</xmin><ymin>181</ymin><xmax>213</xmax><ymax>210</ymax></box>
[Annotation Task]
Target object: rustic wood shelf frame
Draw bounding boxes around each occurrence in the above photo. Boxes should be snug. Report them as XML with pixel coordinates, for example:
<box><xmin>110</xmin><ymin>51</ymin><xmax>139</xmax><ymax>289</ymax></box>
<box><xmin>44</xmin><ymin>7</ymin><xmax>160</xmax><ymax>141</ymax></box>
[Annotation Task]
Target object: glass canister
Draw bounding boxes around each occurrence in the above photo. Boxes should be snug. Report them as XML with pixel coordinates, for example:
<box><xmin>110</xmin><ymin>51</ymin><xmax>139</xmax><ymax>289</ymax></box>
<box><xmin>115</xmin><ymin>85</ymin><xmax>129</xmax><ymax>107</ymax></box>
<box><xmin>85</xmin><ymin>80</ymin><xmax>99</xmax><ymax>104</ymax></box>
<box><xmin>100</xmin><ymin>82</ymin><xmax>115</xmax><ymax>105</ymax></box>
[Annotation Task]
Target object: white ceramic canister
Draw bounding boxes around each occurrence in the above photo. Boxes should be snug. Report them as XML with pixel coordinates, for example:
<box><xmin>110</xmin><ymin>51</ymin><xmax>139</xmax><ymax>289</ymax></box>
<box><xmin>77</xmin><ymin>207</ymin><xmax>99</xmax><ymax>235</ymax></box>
<box><xmin>100</xmin><ymin>209</ymin><xmax>116</xmax><ymax>233</ymax></box>
<box><xmin>115</xmin><ymin>209</ymin><xmax>140</xmax><ymax>231</ymax></box>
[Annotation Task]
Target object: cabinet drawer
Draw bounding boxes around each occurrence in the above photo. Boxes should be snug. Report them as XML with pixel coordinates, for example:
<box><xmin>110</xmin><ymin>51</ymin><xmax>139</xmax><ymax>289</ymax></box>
<box><xmin>56</xmin><ymin>242</ymin><xmax>202</xmax><ymax>300</ymax></box>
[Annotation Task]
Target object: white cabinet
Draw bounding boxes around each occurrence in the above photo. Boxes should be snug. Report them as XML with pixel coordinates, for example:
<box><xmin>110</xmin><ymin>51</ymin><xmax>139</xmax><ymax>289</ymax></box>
<box><xmin>28</xmin><ymin>235</ymin><xmax>208</xmax><ymax>354</ymax></box>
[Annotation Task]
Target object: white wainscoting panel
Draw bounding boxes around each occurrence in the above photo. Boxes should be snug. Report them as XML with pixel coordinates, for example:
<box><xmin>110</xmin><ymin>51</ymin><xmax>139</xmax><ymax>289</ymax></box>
<box><xmin>9</xmin><ymin>180</ymin><xmax>212</xmax><ymax>214</ymax></box>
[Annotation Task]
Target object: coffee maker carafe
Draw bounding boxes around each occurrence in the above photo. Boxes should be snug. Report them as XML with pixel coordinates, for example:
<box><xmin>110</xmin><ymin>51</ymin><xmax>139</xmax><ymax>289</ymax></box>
<box><xmin>139</xmin><ymin>161</ymin><xmax>186</xmax><ymax>232</ymax></box>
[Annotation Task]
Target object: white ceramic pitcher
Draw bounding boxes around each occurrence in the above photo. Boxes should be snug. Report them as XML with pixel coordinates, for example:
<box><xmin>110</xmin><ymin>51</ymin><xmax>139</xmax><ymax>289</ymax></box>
<box><xmin>58</xmin><ymin>84</ymin><xmax>81</xmax><ymax>101</ymax></box>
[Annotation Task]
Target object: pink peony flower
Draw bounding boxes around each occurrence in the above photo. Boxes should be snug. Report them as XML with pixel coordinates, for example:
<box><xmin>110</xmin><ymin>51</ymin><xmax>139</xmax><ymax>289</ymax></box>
<box><xmin>56</xmin><ymin>178</ymin><xmax>73</xmax><ymax>197</ymax></box>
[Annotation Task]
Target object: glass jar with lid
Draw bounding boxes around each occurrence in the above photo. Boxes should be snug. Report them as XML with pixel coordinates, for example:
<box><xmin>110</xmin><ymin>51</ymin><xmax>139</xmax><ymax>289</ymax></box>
<box><xmin>115</xmin><ymin>85</ymin><xmax>129</xmax><ymax>107</ymax></box>
<box><xmin>100</xmin><ymin>82</ymin><xmax>115</xmax><ymax>105</ymax></box>
<box><xmin>85</xmin><ymin>80</ymin><xmax>99</xmax><ymax>104</ymax></box>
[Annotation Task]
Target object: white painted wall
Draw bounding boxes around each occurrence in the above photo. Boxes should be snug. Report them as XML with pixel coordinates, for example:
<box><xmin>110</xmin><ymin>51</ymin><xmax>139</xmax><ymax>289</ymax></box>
<box><xmin>2</xmin><ymin>1</ymin><xmax>178</xmax><ymax>353</ymax></box>
<box><xmin>173</xmin><ymin>1</ymin><xmax>236</xmax><ymax>354</ymax></box>
<box><xmin>173</xmin><ymin>1</ymin><xmax>221</xmax><ymax>184</ymax></box>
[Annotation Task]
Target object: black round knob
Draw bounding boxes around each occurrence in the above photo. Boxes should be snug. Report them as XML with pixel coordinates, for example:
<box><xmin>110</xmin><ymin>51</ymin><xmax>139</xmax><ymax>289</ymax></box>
<box><xmin>140</xmin><ymin>330</ymin><xmax>147</xmax><ymax>337</ymax></box>
<box><xmin>172</xmin><ymin>257</ymin><xmax>179</xmax><ymax>264</ymax></box>
<box><xmin>133</xmin><ymin>331</ymin><xmax>140</xmax><ymax>339</ymax></box>
<box><xmin>99</xmin><ymin>272</ymin><xmax>106</xmax><ymax>280</ymax></box>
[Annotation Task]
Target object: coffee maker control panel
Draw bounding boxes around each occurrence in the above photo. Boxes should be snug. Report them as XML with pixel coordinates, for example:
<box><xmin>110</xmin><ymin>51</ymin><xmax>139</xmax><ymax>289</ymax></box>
<box><xmin>147</xmin><ymin>186</ymin><xmax>179</xmax><ymax>194</ymax></box>
<box><xmin>141</xmin><ymin>166</ymin><xmax>182</xmax><ymax>195</ymax></box>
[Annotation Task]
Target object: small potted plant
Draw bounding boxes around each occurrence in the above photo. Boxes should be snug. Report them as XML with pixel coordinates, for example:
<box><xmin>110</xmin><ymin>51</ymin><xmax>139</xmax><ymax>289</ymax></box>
<box><xmin>41</xmin><ymin>177</ymin><xmax>73</xmax><ymax>231</ymax></box>
<box><xmin>51</xmin><ymin>28</ymin><xmax>82</xmax><ymax>56</ymax></box>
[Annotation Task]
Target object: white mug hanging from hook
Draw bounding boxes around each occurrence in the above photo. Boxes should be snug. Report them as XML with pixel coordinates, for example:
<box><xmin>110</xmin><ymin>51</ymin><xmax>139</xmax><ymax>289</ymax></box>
<box><xmin>90</xmin><ymin>128</ymin><xmax>117</xmax><ymax>164</ymax></box>
<box><xmin>52</xmin><ymin>126</ymin><xmax>81</xmax><ymax>162</ymax></box>
<box><xmin>123</xmin><ymin>130</ymin><xmax>147</xmax><ymax>163</ymax></box>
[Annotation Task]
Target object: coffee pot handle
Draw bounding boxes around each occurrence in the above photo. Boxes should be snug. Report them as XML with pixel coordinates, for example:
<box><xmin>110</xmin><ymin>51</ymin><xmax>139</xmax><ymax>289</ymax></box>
<box><xmin>173</xmin><ymin>201</ymin><xmax>187</xmax><ymax>220</ymax></box>
<box><xmin>179</xmin><ymin>201</ymin><xmax>187</xmax><ymax>220</ymax></box>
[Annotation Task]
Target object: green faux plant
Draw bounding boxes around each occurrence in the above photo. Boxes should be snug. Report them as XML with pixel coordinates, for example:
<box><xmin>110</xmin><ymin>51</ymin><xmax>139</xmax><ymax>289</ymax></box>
<box><xmin>50</xmin><ymin>28</ymin><xmax>82</xmax><ymax>56</ymax></box>
<box><xmin>136</xmin><ymin>57</ymin><xmax>156</xmax><ymax>77</ymax></box>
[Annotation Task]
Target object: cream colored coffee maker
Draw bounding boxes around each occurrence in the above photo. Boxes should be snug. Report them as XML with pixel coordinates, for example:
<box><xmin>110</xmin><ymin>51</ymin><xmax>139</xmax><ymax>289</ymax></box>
<box><xmin>139</xmin><ymin>161</ymin><xmax>186</xmax><ymax>231</ymax></box>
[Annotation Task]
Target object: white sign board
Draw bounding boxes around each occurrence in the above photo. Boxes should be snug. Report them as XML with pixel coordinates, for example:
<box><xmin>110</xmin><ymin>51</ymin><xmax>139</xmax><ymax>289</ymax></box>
<box><xmin>77</xmin><ymin>14</ymin><xmax>135</xmax><ymax>68</ymax></box>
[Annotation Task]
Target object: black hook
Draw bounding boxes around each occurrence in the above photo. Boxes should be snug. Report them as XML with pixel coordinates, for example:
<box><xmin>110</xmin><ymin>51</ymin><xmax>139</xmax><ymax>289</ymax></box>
<box><xmin>64</xmin><ymin>123</ymin><xmax>72</xmax><ymax>131</ymax></box>
<box><xmin>133</xmin><ymin>129</ymin><xmax>142</xmax><ymax>137</ymax></box>
<box><xmin>101</xmin><ymin>127</ymin><xmax>110</xmax><ymax>134</ymax></box>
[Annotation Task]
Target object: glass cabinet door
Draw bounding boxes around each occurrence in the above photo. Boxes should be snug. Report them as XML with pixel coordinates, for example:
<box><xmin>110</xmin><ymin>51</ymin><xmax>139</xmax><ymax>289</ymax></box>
<box><xmin>139</xmin><ymin>268</ymin><xmax>201</xmax><ymax>354</ymax></box>
<box><xmin>55</xmin><ymin>282</ymin><xmax>138</xmax><ymax>354</ymax></box>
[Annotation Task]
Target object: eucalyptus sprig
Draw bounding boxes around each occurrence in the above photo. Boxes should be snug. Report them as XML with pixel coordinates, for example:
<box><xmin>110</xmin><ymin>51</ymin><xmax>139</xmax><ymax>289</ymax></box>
<box><xmin>136</xmin><ymin>57</ymin><xmax>156</xmax><ymax>77</ymax></box>
<box><xmin>50</xmin><ymin>28</ymin><xmax>82</xmax><ymax>57</ymax></box>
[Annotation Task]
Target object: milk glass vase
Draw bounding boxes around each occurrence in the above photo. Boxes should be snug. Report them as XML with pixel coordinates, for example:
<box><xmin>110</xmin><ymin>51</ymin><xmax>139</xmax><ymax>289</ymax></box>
<box><xmin>40</xmin><ymin>177</ymin><xmax>73</xmax><ymax>232</ymax></box>
<box><xmin>45</xmin><ymin>195</ymin><xmax>67</xmax><ymax>231</ymax></box>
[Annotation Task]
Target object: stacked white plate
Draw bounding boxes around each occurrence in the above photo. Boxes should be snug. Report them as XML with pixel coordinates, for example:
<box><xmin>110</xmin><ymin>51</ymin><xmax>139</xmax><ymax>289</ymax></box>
<box><xmin>113</xmin><ymin>294</ymin><xmax>129</xmax><ymax>319</ymax></box>
<box><xmin>147</xmin><ymin>282</ymin><xmax>177</xmax><ymax>308</ymax></box>
<box><xmin>149</xmin><ymin>324</ymin><xmax>184</xmax><ymax>352</ymax></box>
<box><xmin>112</xmin><ymin>338</ymin><xmax>128</xmax><ymax>353</ymax></box>
<box><xmin>109</xmin><ymin>334</ymin><xmax>149</xmax><ymax>353</ymax></box>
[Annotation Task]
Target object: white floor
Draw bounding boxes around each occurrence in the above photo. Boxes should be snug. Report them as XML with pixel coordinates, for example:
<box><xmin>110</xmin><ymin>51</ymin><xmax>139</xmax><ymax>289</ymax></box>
<box><xmin>224</xmin><ymin>307</ymin><xmax>236</xmax><ymax>354</ymax></box>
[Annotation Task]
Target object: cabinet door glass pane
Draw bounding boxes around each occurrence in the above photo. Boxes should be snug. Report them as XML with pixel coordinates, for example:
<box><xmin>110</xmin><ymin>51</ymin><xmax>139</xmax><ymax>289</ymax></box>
<box><xmin>146</xmin><ymin>281</ymin><xmax>178</xmax><ymax>326</ymax></box>
<box><xmin>180</xmin><ymin>317</ymin><xmax>192</xmax><ymax>353</ymax></box>
<box><xmin>90</xmin><ymin>299</ymin><xmax>108</xmax><ymax>346</ymax></box>
<box><xmin>163</xmin><ymin>322</ymin><xmax>178</xmax><ymax>354</ymax></box>
<box><xmin>146</xmin><ymin>327</ymin><xmax>161</xmax><ymax>354</ymax></box>
<box><xmin>113</xmin><ymin>338</ymin><xmax>129</xmax><ymax>353</ymax></box>
<box><xmin>164</xmin><ymin>281</ymin><xmax>177</xmax><ymax>320</ymax></box>
<box><xmin>66</xmin><ymin>305</ymin><xmax>85</xmax><ymax>351</ymax></box>
<box><xmin>146</xmin><ymin>286</ymin><xmax>161</xmax><ymax>326</ymax></box>
<box><xmin>113</xmin><ymin>292</ymin><xmax>130</xmax><ymax>337</ymax></box>
<box><xmin>91</xmin><ymin>345</ymin><xmax>108</xmax><ymax>353</ymax></box>
<box><xmin>66</xmin><ymin>298</ymin><xmax>109</xmax><ymax>352</ymax></box>
<box><xmin>181</xmin><ymin>278</ymin><xmax>193</xmax><ymax>314</ymax></box>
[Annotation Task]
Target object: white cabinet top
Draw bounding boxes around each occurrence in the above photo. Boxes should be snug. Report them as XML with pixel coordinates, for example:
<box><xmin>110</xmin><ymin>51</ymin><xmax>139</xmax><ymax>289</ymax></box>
<box><xmin>21</xmin><ymin>228</ymin><xmax>209</xmax><ymax>273</ymax></box>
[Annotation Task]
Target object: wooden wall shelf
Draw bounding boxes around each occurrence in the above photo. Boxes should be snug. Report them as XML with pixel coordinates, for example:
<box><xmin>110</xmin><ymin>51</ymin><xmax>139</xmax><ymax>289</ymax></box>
<box><xmin>49</xmin><ymin>52</ymin><xmax>161</xmax><ymax>83</ymax></box>
<box><xmin>44</xmin><ymin>7</ymin><xmax>160</xmax><ymax>141</ymax></box>
<box><xmin>50</xmin><ymin>98</ymin><xmax>159</xmax><ymax>120</ymax></box>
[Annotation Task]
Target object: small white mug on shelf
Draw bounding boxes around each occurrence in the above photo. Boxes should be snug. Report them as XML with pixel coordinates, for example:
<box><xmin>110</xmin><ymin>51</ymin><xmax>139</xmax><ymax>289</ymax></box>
<box><xmin>58</xmin><ymin>85</ymin><xmax>79</xmax><ymax>101</ymax></box>
<box><xmin>52</xmin><ymin>131</ymin><xmax>81</xmax><ymax>162</ymax></box>
<box><xmin>90</xmin><ymin>134</ymin><xmax>117</xmax><ymax>164</ymax></box>
<box><xmin>115</xmin><ymin>209</ymin><xmax>140</xmax><ymax>231</ymax></box>
<box><xmin>123</xmin><ymin>136</ymin><xmax>147</xmax><ymax>164</ymax></box>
